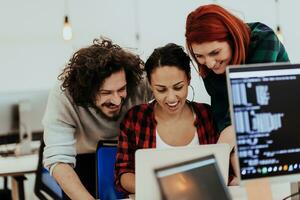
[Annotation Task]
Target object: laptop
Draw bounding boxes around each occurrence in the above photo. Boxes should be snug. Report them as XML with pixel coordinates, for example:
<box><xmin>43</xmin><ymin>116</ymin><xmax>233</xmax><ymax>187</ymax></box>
<box><xmin>154</xmin><ymin>154</ymin><xmax>231</xmax><ymax>200</ymax></box>
<box><xmin>135</xmin><ymin>144</ymin><xmax>230</xmax><ymax>200</ymax></box>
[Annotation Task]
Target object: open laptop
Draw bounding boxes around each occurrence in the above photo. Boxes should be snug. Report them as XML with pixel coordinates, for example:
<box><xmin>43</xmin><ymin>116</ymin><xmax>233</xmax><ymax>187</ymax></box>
<box><xmin>154</xmin><ymin>154</ymin><xmax>231</xmax><ymax>200</ymax></box>
<box><xmin>135</xmin><ymin>144</ymin><xmax>230</xmax><ymax>200</ymax></box>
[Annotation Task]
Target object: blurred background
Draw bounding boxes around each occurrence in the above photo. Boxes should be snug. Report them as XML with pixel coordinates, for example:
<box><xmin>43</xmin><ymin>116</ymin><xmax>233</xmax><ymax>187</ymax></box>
<box><xmin>1</xmin><ymin>0</ymin><xmax>299</xmax><ymax>102</ymax></box>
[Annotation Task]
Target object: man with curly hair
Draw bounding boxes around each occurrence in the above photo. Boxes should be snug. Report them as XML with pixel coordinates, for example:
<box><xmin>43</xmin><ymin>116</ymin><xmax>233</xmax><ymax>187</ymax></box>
<box><xmin>42</xmin><ymin>38</ymin><xmax>152</xmax><ymax>200</ymax></box>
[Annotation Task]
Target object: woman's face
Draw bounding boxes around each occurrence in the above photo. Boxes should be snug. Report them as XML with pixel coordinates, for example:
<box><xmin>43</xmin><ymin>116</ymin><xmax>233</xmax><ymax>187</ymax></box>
<box><xmin>191</xmin><ymin>41</ymin><xmax>232</xmax><ymax>74</ymax></box>
<box><xmin>150</xmin><ymin>66</ymin><xmax>189</xmax><ymax>115</ymax></box>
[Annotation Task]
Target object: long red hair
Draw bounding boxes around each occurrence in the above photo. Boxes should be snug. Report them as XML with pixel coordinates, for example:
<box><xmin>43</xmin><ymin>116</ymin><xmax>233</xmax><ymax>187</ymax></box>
<box><xmin>185</xmin><ymin>4</ymin><xmax>251</xmax><ymax>77</ymax></box>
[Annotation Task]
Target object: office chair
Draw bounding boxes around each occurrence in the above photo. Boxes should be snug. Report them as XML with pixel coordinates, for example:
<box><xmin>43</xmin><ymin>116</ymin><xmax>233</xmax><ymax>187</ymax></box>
<box><xmin>34</xmin><ymin>141</ymin><xmax>63</xmax><ymax>200</ymax></box>
<box><xmin>96</xmin><ymin>140</ymin><xmax>127</xmax><ymax>200</ymax></box>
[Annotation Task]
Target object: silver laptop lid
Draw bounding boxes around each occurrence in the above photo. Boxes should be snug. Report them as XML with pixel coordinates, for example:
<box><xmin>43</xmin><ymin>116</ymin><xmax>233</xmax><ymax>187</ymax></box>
<box><xmin>135</xmin><ymin>144</ymin><xmax>230</xmax><ymax>200</ymax></box>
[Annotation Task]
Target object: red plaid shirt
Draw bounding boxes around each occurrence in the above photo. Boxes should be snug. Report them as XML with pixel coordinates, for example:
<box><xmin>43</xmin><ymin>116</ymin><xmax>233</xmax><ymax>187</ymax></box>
<box><xmin>114</xmin><ymin>100</ymin><xmax>219</xmax><ymax>193</ymax></box>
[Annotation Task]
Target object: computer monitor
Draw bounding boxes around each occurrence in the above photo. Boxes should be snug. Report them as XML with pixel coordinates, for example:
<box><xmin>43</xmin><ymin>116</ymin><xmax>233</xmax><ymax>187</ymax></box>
<box><xmin>154</xmin><ymin>154</ymin><xmax>231</xmax><ymax>200</ymax></box>
<box><xmin>0</xmin><ymin>90</ymin><xmax>49</xmax><ymax>145</ymax></box>
<box><xmin>0</xmin><ymin>95</ymin><xmax>19</xmax><ymax>136</ymax></box>
<box><xmin>226</xmin><ymin>63</ymin><xmax>300</xmax><ymax>183</ymax></box>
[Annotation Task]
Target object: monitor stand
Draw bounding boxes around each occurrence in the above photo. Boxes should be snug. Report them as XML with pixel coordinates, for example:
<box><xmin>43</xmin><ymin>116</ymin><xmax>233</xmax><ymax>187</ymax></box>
<box><xmin>245</xmin><ymin>178</ymin><xmax>273</xmax><ymax>200</ymax></box>
<box><xmin>290</xmin><ymin>182</ymin><xmax>300</xmax><ymax>200</ymax></box>
<box><xmin>15</xmin><ymin>100</ymin><xmax>32</xmax><ymax>156</ymax></box>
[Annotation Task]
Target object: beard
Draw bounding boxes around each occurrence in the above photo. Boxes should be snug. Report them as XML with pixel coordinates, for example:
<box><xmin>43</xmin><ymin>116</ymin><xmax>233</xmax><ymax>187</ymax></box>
<box><xmin>95</xmin><ymin>98</ymin><xmax>126</xmax><ymax>121</ymax></box>
<box><xmin>97</xmin><ymin>109</ymin><xmax>120</xmax><ymax>121</ymax></box>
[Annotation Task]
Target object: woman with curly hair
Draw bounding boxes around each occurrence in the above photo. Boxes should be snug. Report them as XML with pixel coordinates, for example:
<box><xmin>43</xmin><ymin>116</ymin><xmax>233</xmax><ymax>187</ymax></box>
<box><xmin>43</xmin><ymin>38</ymin><xmax>152</xmax><ymax>200</ymax></box>
<box><xmin>185</xmin><ymin>4</ymin><xmax>289</xmax><ymax>185</ymax></box>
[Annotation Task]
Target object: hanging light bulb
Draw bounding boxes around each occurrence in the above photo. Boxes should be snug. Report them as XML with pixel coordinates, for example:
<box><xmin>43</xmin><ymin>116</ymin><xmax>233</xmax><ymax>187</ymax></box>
<box><xmin>274</xmin><ymin>0</ymin><xmax>284</xmax><ymax>43</ymax></box>
<box><xmin>276</xmin><ymin>25</ymin><xmax>284</xmax><ymax>43</ymax></box>
<box><xmin>63</xmin><ymin>15</ymin><xmax>72</xmax><ymax>41</ymax></box>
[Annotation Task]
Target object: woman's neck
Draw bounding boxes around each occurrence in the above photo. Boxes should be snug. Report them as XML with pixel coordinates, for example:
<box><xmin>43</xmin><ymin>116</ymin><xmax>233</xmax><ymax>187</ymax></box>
<box><xmin>154</xmin><ymin>102</ymin><xmax>190</xmax><ymax>124</ymax></box>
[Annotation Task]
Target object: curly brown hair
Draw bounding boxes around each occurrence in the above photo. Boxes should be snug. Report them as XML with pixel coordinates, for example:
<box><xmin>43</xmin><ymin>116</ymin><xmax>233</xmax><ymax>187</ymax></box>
<box><xmin>58</xmin><ymin>37</ymin><xmax>144</xmax><ymax>108</ymax></box>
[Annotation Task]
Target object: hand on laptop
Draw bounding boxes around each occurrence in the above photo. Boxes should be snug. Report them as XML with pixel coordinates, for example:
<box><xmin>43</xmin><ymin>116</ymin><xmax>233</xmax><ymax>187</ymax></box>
<box><xmin>229</xmin><ymin>176</ymin><xmax>239</xmax><ymax>186</ymax></box>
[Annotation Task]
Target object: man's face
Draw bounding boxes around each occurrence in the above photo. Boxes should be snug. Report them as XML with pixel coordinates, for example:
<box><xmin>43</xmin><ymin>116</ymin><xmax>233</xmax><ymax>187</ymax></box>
<box><xmin>95</xmin><ymin>69</ymin><xmax>127</xmax><ymax>120</ymax></box>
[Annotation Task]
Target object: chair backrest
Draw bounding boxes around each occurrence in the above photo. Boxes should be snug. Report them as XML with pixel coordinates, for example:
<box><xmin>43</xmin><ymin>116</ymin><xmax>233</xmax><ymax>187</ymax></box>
<box><xmin>34</xmin><ymin>141</ymin><xmax>63</xmax><ymax>200</ymax></box>
<box><xmin>96</xmin><ymin>140</ymin><xmax>127</xmax><ymax>200</ymax></box>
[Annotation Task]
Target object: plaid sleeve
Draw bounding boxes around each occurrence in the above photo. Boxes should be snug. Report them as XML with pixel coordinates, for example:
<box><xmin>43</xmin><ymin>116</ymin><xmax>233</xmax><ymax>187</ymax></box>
<box><xmin>203</xmin><ymin>104</ymin><xmax>219</xmax><ymax>144</ymax></box>
<box><xmin>195</xmin><ymin>103</ymin><xmax>219</xmax><ymax>144</ymax></box>
<box><xmin>114</xmin><ymin>109</ymin><xmax>136</xmax><ymax>193</ymax></box>
<box><xmin>247</xmin><ymin>22</ymin><xmax>290</xmax><ymax>64</ymax></box>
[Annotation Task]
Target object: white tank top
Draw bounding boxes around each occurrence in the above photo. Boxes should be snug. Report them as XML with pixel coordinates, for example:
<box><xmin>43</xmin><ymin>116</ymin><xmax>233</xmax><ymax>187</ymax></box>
<box><xmin>156</xmin><ymin>130</ymin><xmax>199</xmax><ymax>149</ymax></box>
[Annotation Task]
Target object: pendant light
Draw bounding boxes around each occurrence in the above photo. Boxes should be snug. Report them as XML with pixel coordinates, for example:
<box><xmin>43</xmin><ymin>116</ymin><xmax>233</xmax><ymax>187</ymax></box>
<box><xmin>63</xmin><ymin>0</ymin><xmax>72</xmax><ymax>41</ymax></box>
<box><xmin>275</xmin><ymin>0</ymin><xmax>284</xmax><ymax>43</ymax></box>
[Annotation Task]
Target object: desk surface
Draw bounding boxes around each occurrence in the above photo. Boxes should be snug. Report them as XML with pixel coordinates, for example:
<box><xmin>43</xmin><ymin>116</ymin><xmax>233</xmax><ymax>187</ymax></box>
<box><xmin>0</xmin><ymin>141</ymin><xmax>40</xmax><ymax>176</ymax></box>
<box><xmin>229</xmin><ymin>183</ymin><xmax>291</xmax><ymax>200</ymax></box>
<box><xmin>126</xmin><ymin>184</ymin><xmax>291</xmax><ymax>200</ymax></box>
<box><xmin>0</xmin><ymin>154</ymin><xmax>38</xmax><ymax>176</ymax></box>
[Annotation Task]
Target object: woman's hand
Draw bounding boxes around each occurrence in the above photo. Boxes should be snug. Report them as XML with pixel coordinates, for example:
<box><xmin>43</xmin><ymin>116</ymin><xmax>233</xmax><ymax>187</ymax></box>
<box><xmin>120</xmin><ymin>172</ymin><xmax>136</xmax><ymax>194</ymax></box>
<box><xmin>218</xmin><ymin>125</ymin><xmax>240</xmax><ymax>186</ymax></box>
<box><xmin>229</xmin><ymin>175</ymin><xmax>239</xmax><ymax>186</ymax></box>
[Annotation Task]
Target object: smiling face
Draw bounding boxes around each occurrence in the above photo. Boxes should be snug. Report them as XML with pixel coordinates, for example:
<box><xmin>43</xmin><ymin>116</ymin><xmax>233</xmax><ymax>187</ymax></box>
<box><xmin>95</xmin><ymin>69</ymin><xmax>127</xmax><ymax>120</ymax></box>
<box><xmin>191</xmin><ymin>41</ymin><xmax>232</xmax><ymax>74</ymax></box>
<box><xmin>150</xmin><ymin>66</ymin><xmax>189</xmax><ymax>115</ymax></box>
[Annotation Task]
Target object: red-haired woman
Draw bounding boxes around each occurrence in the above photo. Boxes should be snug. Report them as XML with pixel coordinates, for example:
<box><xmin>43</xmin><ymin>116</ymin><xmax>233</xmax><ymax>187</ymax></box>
<box><xmin>185</xmin><ymin>4</ymin><xmax>289</xmax><ymax>185</ymax></box>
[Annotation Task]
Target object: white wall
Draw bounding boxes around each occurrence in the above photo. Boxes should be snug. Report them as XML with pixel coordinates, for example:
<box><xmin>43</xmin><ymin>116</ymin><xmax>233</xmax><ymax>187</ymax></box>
<box><xmin>1</xmin><ymin>0</ymin><xmax>299</xmax><ymax>103</ymax></box>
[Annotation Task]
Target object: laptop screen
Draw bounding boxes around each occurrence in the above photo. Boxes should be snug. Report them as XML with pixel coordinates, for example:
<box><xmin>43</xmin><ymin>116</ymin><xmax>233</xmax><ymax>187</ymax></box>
<box><xmin>154</xmin><ymin>155</ymin><xmax>231</xmax><ymax>200</ymax></box>
<box><xmin>227</xmin><ymin>63</ymin><xmax>300</xmax><ymax>181</ymax></box>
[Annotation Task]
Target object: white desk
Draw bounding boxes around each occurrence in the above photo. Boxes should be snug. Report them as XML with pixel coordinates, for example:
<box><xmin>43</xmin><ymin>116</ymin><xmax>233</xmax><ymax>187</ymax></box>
<box><xmin>0</xmin><ymin>142</ymin><xmax>40</xmax><ymax>200</ymax></box>
<box><xmin>127</xmin><ymin>184</ymin><xmax>292</xmax><ymax>200</ymax></box>
<box><xmin>229</xmin><ymin>183</ymin><xmax>292</xmax><ymax>200</ymax></box>
<box><xmin>0</xmin><ymin>154</ymin><xmax>38</xmax><ymax>175</ymax></box>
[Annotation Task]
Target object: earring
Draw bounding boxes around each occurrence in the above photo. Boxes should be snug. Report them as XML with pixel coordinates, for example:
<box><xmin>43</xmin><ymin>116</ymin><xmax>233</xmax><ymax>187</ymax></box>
<box><xmin>189</xmin><ymin>85</ymin><xmax>195</xmax><ymax>102</ymax></box>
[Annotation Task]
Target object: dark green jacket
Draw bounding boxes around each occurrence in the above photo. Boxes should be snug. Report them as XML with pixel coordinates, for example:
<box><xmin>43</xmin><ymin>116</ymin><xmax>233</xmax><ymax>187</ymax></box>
<box><xmin>203</xmin><ymin>22</ymin><xmax>290</xmax><ymax>134</ymax></box>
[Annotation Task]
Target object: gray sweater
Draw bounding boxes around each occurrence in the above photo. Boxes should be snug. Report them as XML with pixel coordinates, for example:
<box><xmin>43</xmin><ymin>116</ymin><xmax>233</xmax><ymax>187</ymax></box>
<box><xmin>43</xmin><ymin>78</ymin><xmax>152</xmax><ymax>170</ymax></box>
